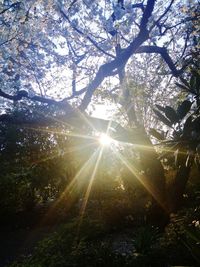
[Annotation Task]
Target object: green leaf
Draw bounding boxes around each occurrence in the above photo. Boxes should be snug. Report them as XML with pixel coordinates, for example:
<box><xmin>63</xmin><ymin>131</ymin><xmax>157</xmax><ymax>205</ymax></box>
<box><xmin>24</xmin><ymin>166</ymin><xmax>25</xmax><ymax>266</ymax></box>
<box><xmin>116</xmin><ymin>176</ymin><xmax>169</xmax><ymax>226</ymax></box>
<box><xmin>153</xmin><ymin>109</ymin><xmax>172</xmax><ymax>127</ymax></box>
<box><xmin>164</xmin><ymin>106</ymin><xmax>179</xmax><ymax>124</ymax></box>
<box><xmin>177</xmin><ymin>100</ymin><xmax>192</xmax><ymax>120</ymax></box>
<box><xmin>149</xmin><ymin>128</ymin><xmax>164</xmax><ymax>140</ymax></box>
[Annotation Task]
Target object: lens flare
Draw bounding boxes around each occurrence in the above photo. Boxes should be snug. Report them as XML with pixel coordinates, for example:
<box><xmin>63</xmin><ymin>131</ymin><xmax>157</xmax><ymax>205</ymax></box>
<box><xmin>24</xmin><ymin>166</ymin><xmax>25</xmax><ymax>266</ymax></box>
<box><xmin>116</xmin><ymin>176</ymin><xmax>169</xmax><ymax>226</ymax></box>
<box><xmin>99</xmin><ymin>133</ymin><xmax>112</xmax><ymax>146</ymax></box>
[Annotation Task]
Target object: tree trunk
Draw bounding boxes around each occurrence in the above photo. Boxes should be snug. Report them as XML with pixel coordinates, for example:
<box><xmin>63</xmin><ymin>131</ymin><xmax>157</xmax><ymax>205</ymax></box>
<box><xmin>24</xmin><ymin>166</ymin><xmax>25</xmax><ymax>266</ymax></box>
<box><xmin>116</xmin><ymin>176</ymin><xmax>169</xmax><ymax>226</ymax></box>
<box><xmin>168</xmin><ymin>164</ymin><xmax>191</xmax><ymax>212</ymax></box>
<box><xmin>118</xmin><ymin>75</ymin><xmax>169</xmax><ymax>225</ymax></box>
<box><xmin>137</xmin><ymin>129</ymin><xmax>169</xmax><ymax>226</ymax></box>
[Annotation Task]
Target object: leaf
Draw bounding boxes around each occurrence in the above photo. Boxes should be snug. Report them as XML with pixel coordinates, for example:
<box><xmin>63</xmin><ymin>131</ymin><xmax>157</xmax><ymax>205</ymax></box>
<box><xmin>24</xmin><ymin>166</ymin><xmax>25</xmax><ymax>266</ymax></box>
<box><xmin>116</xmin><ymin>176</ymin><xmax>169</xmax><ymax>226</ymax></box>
<box><xmin>164</xmin><ymin>106</ymin><xmax>179</xmax><ymax>124</ymax></box>
<box><xmin>158</xmin><ymin>142</ymin><xmax>180</xmax><ymax>160</ymax></box>
<box><xmin>174</xmin><ymin>146</ymin><xmax>185</xmax><ymax>167</ymax></box>
<box><xmin>149</xmin><ymin>128</ymin><xmax>164</xmax><ymax>140</ymax></box>
<box><xmin>194</xmin><ymin>156</ymin><xmax>200</xmax><ymax>171</ymax></box>
<box><xmin>185</xmin><ymin>151</ymin><xmax>193</xmax><ymax>167</ymax></box>
<box><xmin>196</xmin><ymin>144</ymin><xmax>200</xmax><ymax>156</ymax></box>
<box><xmin>175</xmin><ymin>82</ymin><xmax>189</xmax><ymax>92</ymax></box>
<box><xmin>177</xmin><ymin>100</ymin><xmax>192</xmax><ymax>120</ymax></box>
<box><xmin>153</xmin><ymin>109</ymin><xmax>172</xmax><ymax>127</ymax></box>
<box><xmin>191</xmin><ymin>70</ymin><xmax>200</xmax><ymax>94</ymax></box>
<box><xmin>185</xmin><ymin>154</ymin><xmax>190</xmax><ymax>167</ymax></box>
<box><xmin>155</xmin><ymin>104</ymin><xmax>165</xmax><ymax>112</ymax></box>
<box><xmin>14</xmin><ymin>74</ymin><xmax>20</xmax><ymax>81</ymax></box>
<box><xmin>180</xmin><ymin>77</ymin><xmax>190</xmax><ymax>88</ymax></box>
<box><xmin>190</xmin><ymin>74</ymin><xmax>196</xmax><ymax>91</ymax></box>
<box><xmin>195</xmin><ymin>74</ymin><xmax>200</xmax><ymax>94</ymax></box>
<box><xmin>180</xmin><ymin>76</ymin><xmax>198</xmax><ymax>94</ymax></box>
<box><xmin>174</xmin><ymin>148</ymin><xmax>180</xmax><ymax>167</ymax></box>
<box><xmin>192</xmin><ymin>116</ymin><xmax>200</xmax><ymax>131</ymax></box>
<box><xmin>182</xmin><ymin>116</ymin><xmax>192</xmax><ymax>137</ymax></box>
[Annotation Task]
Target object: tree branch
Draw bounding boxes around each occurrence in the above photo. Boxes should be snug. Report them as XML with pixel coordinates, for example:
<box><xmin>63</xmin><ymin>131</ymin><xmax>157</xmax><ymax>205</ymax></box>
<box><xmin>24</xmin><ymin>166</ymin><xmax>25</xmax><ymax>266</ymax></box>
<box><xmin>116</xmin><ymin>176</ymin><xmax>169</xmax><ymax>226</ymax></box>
<box><xmin>0</xmin><ymin>89</ymin><xmax>74</xmax><ymax>112</ymax></box>
<box><xmin>79</xmin><ymin>0</ymin><xmax>156</xmax><ymax>111</ymax></box>
<box><xmin>0</xmin><ymin>111</ymin><xmax>145</xmax><ymax>145</ymax></box>
<box><xmin>59</xmin><ymin>8</ymin><xmax>115</xmax><ymax>59</ymax></box>
<box><xmin>0</xmin><ymin>2</ymin><xmax>21</xmax><ymax>15</ymax></box>
<box><xmin>152</xmin><ymin>0</ymin><xmax>174</xmax><ymax>28</ymax></box>
<box><xmin>108</xmin><ymin>2</ymin><xmax>144</xmax><ymax>36</ymax></box>
<box><xmin>135</xmin><ymin>45</ymin><xmax>183</xmax><ymax>77</ymax></box>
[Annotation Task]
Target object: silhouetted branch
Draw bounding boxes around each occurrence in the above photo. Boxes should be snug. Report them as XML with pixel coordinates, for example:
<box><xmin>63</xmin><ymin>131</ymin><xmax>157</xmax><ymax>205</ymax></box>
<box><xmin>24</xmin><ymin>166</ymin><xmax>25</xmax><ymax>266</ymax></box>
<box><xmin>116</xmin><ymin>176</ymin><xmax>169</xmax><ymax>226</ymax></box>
<box><xmin>79</xmin><ymin>0</ymin><xmax>156</xmax><ymax>111</ymax></box>
<box><xmin>0</xmin><ymin>111</ymin><xmax>145</xmax><ymax>145</ymax></box>
<box><xmin>0</xmin><ymin>89</ymin><xmax>74</xmax><ymax>112</ymax></box>
<box><xmin>0</xmin><ymin>0</ymin><xmax>187</xmax><ymax>116</ymax></box>
<box><xmin>135</xmin><ymin>45</ymin><xmax>184</xmax><ymax>76</ymax></box>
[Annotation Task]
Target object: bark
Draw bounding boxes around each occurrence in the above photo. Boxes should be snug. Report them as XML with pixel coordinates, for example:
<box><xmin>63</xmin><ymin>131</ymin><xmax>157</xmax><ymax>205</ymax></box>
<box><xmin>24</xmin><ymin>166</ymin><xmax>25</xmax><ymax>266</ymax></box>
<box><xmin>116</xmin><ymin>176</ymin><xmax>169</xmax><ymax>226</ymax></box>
<box><xmin>168</xmin><ymin>164</ymin><xmax>191</xmax><ymax>212</ymax></box>
<box><xmin>136</xmin><ymin>129</ymin><xmax>169</xmax><ymax>226</ymax></box>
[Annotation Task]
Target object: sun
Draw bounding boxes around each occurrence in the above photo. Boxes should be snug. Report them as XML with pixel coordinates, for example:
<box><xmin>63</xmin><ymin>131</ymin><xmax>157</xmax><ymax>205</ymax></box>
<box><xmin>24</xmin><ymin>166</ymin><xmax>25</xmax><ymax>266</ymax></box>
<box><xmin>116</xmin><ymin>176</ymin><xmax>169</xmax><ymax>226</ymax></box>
<box><xmin>99</xmin><ymin>133</ymin><xmax>112</xmax><ymax>146</ymax></box>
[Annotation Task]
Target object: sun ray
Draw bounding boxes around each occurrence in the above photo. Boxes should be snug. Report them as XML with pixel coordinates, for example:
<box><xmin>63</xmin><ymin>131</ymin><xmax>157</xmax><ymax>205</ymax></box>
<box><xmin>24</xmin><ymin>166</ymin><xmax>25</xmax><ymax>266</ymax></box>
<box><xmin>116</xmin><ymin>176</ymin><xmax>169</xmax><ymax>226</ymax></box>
<box><xmin>76</xmin><ymin>109</ymin><xmax>98</xmax><ymax>132</ymax></box>
<box><xmin>23</xmin><ymin>125</ymin><xmax>98</xmax><ymax>141</ymax></box>
<box><xmin>79</xmin><ymin>146</ymin><xmax>104</xmax><ymax>218</ymax></box>
<box><xmin>74</xmin><ymin>146</ymin><xmax>104</xmax><ymax>244</ymax></box>
<box><xmin>99</xmin><ymin>133</ymin><xmax>112</xmax><ymax>146</ymax></box>
<box><xmin>20</xmin><ymin>101</ymin><xmax>77</xmax><ymax>129</ymax></box>
<box><xmin>77</xmin><ymin>120</ymin><xmax>112</xmax><ymax>222</ymax></box>
<box><xmin>74</xmin><ymin>121</ymin><xmax>113</xmax><ymax>244</ymax></box>
<box><xmin>30</xmin><ymin>141</ymin><xmax>97</xmax><ymax>166</ymax></box>
<box><xmin>114</xmin><ymin>149</ymin><xmax>167</xmax><ymax>212</ymax></box>
<box><xmin>113</xmin><ymin>139</ymin><xmax>187</xmax><ymax>158</ymax></box>
<box><xmin>39</xmin><ymin>148</ymin><xmax>101</xmax><ymax>225</ymax></box>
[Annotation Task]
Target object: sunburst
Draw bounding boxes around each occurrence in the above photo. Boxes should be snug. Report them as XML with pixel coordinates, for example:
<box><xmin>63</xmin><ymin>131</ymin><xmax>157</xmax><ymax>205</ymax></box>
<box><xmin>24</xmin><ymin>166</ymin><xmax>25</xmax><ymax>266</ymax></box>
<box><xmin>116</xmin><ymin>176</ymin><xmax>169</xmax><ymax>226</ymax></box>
<box><xmin>99</xmin><ymin>133</ymin><xmax>112</xmax><ymax>146</ymax></box>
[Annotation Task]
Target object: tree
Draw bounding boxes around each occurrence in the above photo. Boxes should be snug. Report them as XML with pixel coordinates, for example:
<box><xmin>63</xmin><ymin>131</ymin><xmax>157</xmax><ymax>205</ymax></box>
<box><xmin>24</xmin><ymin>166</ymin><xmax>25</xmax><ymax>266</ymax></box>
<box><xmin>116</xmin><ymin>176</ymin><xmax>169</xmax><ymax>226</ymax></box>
<box><xmin>0</xmin><ymin>0</ymin><xmax>199</xmax><ymax>221</ymax></box>
<box><xmin>150</xmin><ymin>69</ymin><xmax>200</xmax><ymax>211</ymax></box>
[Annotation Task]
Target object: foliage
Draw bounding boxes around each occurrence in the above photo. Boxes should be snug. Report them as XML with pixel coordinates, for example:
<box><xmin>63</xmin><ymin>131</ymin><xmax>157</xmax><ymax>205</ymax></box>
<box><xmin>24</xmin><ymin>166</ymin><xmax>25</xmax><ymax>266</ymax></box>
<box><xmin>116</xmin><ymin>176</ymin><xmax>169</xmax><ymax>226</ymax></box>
<box><xmin>0</xmin><ymin>104</ymin><xmax>97</xmax><ymax>222</ymax></box>
<box><xmin>0</xmin><ymin>0</ymin><xmax>199</xmax><ymax>110</ymax></box>
<box><xmin>9</xmin><ymin>219</ymin><xmax>167</xmax><ymax>267</ymax></box>
<box><xmin>9</xmin><ymin>208</ymin><xmax>200</xmax><ymax>267</ymax></box>
<box><xmin>132</xmin><ymin>225</ymin><xmax>160</xmax><ymax>255</ymax></box>
<box><xmin>161</xmin><ymin>206</ymin><xmax>200</xmax><ymax>265</ymax></box>
<box><xmin>0</xmin><ymin>1</ymin><xmax>200</xmax><ymax>266</ymax></box>
<box><xmin>10</xmin><ymin>219</ymin><xmax>112</xmax><ymax>267</ymax></box>
<box><xmin>151</xmin><ymin>69</ymin><xmax>200</xmax><ymax>170</ymax></box>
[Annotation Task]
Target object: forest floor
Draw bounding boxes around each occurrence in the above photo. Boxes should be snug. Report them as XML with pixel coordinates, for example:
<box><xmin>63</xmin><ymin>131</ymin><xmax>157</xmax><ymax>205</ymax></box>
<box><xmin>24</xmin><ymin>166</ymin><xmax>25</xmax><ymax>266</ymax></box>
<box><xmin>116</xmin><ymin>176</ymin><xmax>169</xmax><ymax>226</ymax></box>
<box><xmin>0</xmin><ymin>221</ymin><xmax>137</xmax><ymax>267</ymax></box>
<box><xmin>0</xmin><ymin>203</ymin><xmax>60</xmax><ymax>267</ymax></box>
<box><xmin>1</xmin><ymin>196</ymin><xmax>199</xmax><ymax>267</ymax></box>
<box><xmin>0</xmin><ymin>225</ymin><xmax>56</xmax><ymax>267</ymax></box>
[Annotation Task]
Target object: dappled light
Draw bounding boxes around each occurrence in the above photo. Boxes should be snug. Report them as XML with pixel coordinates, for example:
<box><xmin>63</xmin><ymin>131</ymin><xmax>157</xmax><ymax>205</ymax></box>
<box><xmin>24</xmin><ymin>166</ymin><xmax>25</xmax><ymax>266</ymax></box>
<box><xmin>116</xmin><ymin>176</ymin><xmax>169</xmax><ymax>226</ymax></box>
<box><xmin>0</xmin><ymin>0</ymin><xmax>199</xmax><ymax>266</ymax></box>
<box><xmin>77</xmin><ymin>147</ymin><xmax>104</xmax><ymax>233</ymax></box>
<box><xmin>40</xmin><ymin>147</ymin><xmax>101</xmax><ymax>224</ymax></box>
<box><xmin>114</xmin><ymin>149</ymin><xmax>167</xmax><ymax>212</ymax></box>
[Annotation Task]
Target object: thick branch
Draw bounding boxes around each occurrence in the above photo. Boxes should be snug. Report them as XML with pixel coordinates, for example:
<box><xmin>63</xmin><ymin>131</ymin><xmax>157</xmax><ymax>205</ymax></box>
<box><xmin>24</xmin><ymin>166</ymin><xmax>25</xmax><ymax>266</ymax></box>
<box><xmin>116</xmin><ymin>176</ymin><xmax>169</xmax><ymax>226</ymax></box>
<box><xmin>135</xmin><ymin>45</ymin><xmax>183</xmax><ymax>76</ymax></box>
<box><xmin>140</xmin><ymin>0</ymin><xmax>155</xmax><ymax>29</ymax></box>
<box><xmin>0</xmin><ymin>112</ymin><xmax>145</xmax><ymax>145</ymax></box>
<box><xmin>79</xmin><ymin>0</ymin><xmax>156</xmax><ymax>111</ymax></box>
<box><xmin>0</xmin><ymin>0</ymin><xmax>185</xmax><ymax>115</ymax></box>
<box><xmin>0</xmin><ymin>2</ymin><xmax>21</xmax><ymax>15</ymax></box>
<box><xmin>0</xmin><ymin>89</ymin><xmax>74</xmax><ymax>112</ymax></box>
